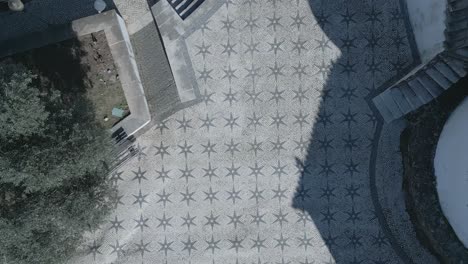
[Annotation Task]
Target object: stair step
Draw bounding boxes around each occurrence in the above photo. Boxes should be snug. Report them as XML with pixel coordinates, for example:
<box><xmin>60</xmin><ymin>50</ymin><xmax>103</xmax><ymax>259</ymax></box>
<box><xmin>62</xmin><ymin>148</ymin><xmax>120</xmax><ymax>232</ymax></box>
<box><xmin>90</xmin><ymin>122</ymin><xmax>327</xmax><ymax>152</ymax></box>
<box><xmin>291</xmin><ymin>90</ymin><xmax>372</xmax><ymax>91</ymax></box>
<box><xmin>389</xmin><ymin>87</ymin><xmax>413</xmax><ymax>114</ymax></box>
<box><xmin>373</xmin><ymin>95</ymin><xmax>396</xmax><ymax>122</ymax></box>
<box><xmin>434</xmin><ymin>60</ymin><xmax>462</xmax><ymax>82</ymax></box>
<box><xmin>167</xmin><ymin>0</ymin><xmax>205</xmax><ymax>20</ymax></box>
<box><xmin>425</xmin><ymin>67</ymin><xmax>453</xmax><ymax>89</ymax></box>
<box><xmin>380</xmin><ymin>92</ymin><xmax>404</xmax><ymax>119</ymax></box>
<box><xmin>399</xmin><ymin>81</ymin><xmax>424</xmax><ymax>109</ymax></box>
<box><xmin>442</xmin><ymin>56</ymin><xmax>467</xmax><ymax>77</ymax></box>
<box><xmin>416</xmin><ymin>73</ymin><xmax>444</xmax><ymax>98</ymax></box>
<box><xmin>407</xmin><ymin>77</ymin><xmax>434</xmax><ymax>103</ymax></box>
<box><xmin>180</xmin><ymin>0</ymin><xmax>205</xmax><ymax>19</ymax></box>
<box><xmin>449</xmin><ymin>1</ymin><xmax>468</xmax><ymax>11</ymax></box>
<box><xmin>455</xmin><ymin>47</ymin><xmax>468</xmax><ymax>58</ymax></box>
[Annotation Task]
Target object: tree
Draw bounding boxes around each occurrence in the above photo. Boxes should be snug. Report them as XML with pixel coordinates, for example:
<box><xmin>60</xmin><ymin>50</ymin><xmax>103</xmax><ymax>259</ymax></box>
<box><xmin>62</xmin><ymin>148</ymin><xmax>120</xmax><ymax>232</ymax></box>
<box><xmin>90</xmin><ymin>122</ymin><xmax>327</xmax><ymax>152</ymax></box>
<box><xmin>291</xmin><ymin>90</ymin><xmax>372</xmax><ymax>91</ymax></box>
<box><xmin>0</xmin><ymin>63</ymin><xmax>115</xmax><ymax>264</ymax></box>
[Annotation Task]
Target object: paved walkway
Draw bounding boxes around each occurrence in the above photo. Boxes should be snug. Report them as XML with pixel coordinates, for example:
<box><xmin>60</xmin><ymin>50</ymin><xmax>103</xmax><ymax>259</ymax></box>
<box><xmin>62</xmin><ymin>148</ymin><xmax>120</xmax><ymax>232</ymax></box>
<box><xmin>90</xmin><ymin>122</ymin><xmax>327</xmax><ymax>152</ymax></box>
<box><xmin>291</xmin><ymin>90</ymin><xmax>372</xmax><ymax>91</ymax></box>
<box><xmin>71</xmin><ymin>0</ymin><xmax>435</xmax><ymax>263</ymax></box>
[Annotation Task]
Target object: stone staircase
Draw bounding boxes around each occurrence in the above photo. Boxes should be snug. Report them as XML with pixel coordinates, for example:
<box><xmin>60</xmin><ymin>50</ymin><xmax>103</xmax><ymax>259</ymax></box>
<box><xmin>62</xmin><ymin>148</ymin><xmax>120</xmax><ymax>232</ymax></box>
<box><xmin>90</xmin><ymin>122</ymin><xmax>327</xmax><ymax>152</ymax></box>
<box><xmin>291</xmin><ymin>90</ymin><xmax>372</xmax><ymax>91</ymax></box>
<box><xmin>373</xmin><ymin>0</ymin><xmax>468</xmax><ymax>123</ymax></box>
<box><xmin>167</xmin><ymin>0</ymin><xmax>205</xmax><ymax>20</ymax></box>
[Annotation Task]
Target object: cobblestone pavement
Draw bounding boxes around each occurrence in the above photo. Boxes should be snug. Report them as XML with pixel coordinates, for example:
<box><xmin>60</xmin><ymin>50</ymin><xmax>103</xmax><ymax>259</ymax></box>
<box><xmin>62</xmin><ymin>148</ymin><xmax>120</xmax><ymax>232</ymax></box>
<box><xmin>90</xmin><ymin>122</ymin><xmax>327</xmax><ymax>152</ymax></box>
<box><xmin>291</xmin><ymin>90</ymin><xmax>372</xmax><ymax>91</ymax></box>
<box><xmin>71</xmin><ymin>0</ymin><xmax>427</xmax><ymax>263</ymax></box>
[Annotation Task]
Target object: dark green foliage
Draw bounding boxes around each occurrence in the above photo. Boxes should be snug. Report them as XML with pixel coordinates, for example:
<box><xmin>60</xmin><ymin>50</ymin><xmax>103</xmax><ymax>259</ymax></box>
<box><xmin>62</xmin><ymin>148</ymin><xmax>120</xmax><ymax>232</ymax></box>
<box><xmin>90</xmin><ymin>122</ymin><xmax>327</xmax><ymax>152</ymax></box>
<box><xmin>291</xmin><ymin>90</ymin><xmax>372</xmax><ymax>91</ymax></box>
<box><xmin>0</xmin><ymin>63</ymin><xmax>115</xmax><ymax>264</ymax></box>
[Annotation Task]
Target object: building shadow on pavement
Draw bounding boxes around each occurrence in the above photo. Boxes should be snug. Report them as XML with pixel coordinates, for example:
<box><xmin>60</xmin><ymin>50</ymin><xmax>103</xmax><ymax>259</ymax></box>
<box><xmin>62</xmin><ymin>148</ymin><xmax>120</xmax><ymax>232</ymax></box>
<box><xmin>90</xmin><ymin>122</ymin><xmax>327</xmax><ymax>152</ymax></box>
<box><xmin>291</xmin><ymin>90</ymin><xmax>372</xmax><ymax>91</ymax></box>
<box><xmin>291</xmin><ymin>0</ymin><xmax>421</xmax><ymax>263</ymax></box>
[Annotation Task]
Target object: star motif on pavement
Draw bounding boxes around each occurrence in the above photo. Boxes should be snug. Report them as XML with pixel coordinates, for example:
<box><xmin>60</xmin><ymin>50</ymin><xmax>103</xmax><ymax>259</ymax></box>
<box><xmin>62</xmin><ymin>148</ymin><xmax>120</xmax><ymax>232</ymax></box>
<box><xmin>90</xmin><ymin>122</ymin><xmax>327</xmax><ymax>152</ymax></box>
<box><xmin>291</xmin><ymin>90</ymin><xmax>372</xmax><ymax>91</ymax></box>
<box><xmin>109</xmin><ymin>170</ymin><xmax>124</xmax><ymax>185</ymax></box>
<box><xmin>291</xmin><ymin>37</ymin><xmax>308</xmax><ymax>55</ymax></box>
<box><xmin>131</xmin><ymin>167</ymin><xmax>147</xmax><ymax>184</ymax></box>
<box><xmin>221</xmin><ymin>16</ymin><xmax>236</xmax><ymax>33</ymax></box>
<box><xmin>300</xmin><ymin>258</ymin><xmax>314</xmax><ymax>264</ymax></box>
<box><xmin>181</xmin><ymin>212</ymin><xmax>197</xmax><ymax>230</ymax></box>
<box><xmin>221</xmin><ymin>39</ymin><xmax>237</xmax><ymax>57</ymax></box>
<box><xmin>315</xmin><ymin>35</ymin><xmax>332</xmax><ymax>52</ymax></box>
<box><xmin>292</xmin><ymin>85</ymin><xmax>309</xmax><ymax>104</ymax></box>
<box><xmin>110</xmin><ymin>240</ymin><xmax>126</xmax><ymax>256</ymax></box>
<box><xmin>246</xmin><ymin>89</ymin><xmax>264</xmax><ymax>105</ymax></box>
<box><xmin>274</xmin><ymin>233</ymin><xmax>290</xmax><ymax>251</ymax></box>
<box><xmin>201</xmin><ymin>140</ymin><xmax>217</xmax><ymax>157</ymax></box>
<box><xmin>340</xmin><ymin>35</ymin><xmax>357</xmax><ymax>52</ymax></box>
<box><xmin>158</xmin><ymin>237</ymin><xmax>174</xmax><ymax>256</ymax></box>
<box><xmin>156</xmin><ymin>212</ymin><xmax>173</xmax><ymax>230</ymax></box>
<box><xmin>109</xmin><ymin>216</ymin><xmax>125</xmax><ymax>233</ymax></box>
<box><xmin>134</xmin><ymin>214</ymin><xmax>149</xmax><ymax>232</ymax></box>
<box><xmin>319</xmin><ymin>158</ymin><xmax>335</xmax><ymax>177</ymax></box>
<box><xmin>243</xmin><ymin>0</ymin><xmax>257</xmax><ymax>7</ymax></box>
<box><xmin>365</xmin><ymin>31</ymin><xmax>382</xmax><ymax>50</ymax></box>
<box><xmin>179</xmin><ymin>164</ymin><xmax>195</xmax><ymax>183</ymax></box>
<box><xmin>225</xmin><ymin>162</ymin><xmax>241</xmax><ymax>181</ymax></box>
<box><xmin>87</xmin><ymin>240</ymin><xmax>102</xmax><ymax>260</ymax></box>
<box><xmin>249</xmin><ymin>185</ymin><xmax>265</xmax><ymax>204</ymax></box>
<box><xmin>296</xmin><ymin>159</ymin><xmax>311</xmax><ymax>175</ymax></box>
<box><xmin>198</xmin><ymin>65</ymin><xmax>213</xmax><ymax>83</ymax></box>
<box><xmin>372</xmin><ymin>231</ymin><xmax>388</xmax><ymax>247</ymax></box>
<box><xmin>294</xmin><ymin>136</ymin><xmax>308</xmax><ymax>153</ymax></box>
<box><xmin>182</xmin><ymin>236</ymin><xmax>197</xmax><ymax>255</ymax></box>
<box><xmin>225</xmin><ymin>138</ymin><xmax>240</xmax><ymax>156</ymax></box>
<box><xmin>316</xmin><ymin>110</ymin><xmax>334</xmax><ymax>127</ymax></box>
<box><xmin>339</xmin><ymin>58</ymin><xmax>357</xmax><ymax>76</ymax></box>
<box><xmin>268</xmin><ymin>38</ymin><xmax>284</xmax><ymax>55</ymax></box>
<box><xmin>251</xmin><ymin>234</ymin><xmax>267</xmax><ymax>252</ymax></box>
<box><xmin>205</xmin><ymin>235</ymin><xmax>221</xmax><ymax>253</ymax></box>
<box><xmin>226</xmin><ymin>186</ymin><xmax>242</xmax><ymax>204</ymax></box>
<box><xmin>345</xmin><ymin>206</ymin><xmax>362</xmax><ymax>224</ymax></box>
<box><xmin>341</xmin><ymin>85</ymin><xmax>358</xmax><ymax>101</ymax></box>
<box><xmin>393</xmin><ymin>31</ymin><xmax>407</xmax><ymax>50</ymax></box>
<box><xmin>156</xmin><ymin>189</ymin><xmax>172</xmax><ymax>207</ymax></box>
<box><xmin>110</xmin><ymin>192</ymin><xmax>124</xmax><ymax>208</ymax></box>
<box><xmin>365</xmin><ymin>5</ymin><xmax>383</xmax><ymax>25</ymax></box>
<box><xmin>227</xmin><ymin>211</ymin><xmax>244</xmax><ymax>228</ymax></box>
<box><xmin>200</xmin><ymin>89</ymin><xmax>215</xmax><ymax>105</ymax></box>
<box><xmin>315</xmin><ymin>61</ymin><xmax>331</xmax><ymax>78</ymax></box>
<box><xmin>156</xmin><ymin>165</ymin><xmax>171</xmax><ymax>183</ymax></box>
<box><xmin>244</xmin><ymin>38</ymin><xmax>260</xmax><ymax>56</ymax></box>
<box><xmin>271</xmin><ymin>136</ymin><xmax>287</xmax><ymax>153</ymax></box>
<box><xmin>318</xmin><ymin>135</ymin><xmax>334</xmax><ymax>152</ymax></box>
<box><xmin>268</xmin><ymin>61</ymin><xmax>285</xmax><ymax>81</ymax></box>
<box><xmin>272</xmin><ymin>185</ymin><xmax>288</xmax><ymax>203</ymax></box>
<box><xmin>341</xmin><ymin>108</ymin><xmax>358</xmax><ymax>128</ymax></box>
<box><xmin>349</xmin><ymin>257</ymin><xmax>364</xmax><ymax>264</ymax></box>
<box><xmin>320</xmin><ymin>184</ymin><xmax>336</xmax><ymax>202</ymax></box>
<box><xmin>347</xmin><ymin>231</ymin><xmax>363</xmax><ymax>248</ymax></box>
<box><xmin>273</xmin><ymin>209</ymin><xmax>289</xmax><ymax>227</ymax></box>
<box><xmin>248</xmin><ymin>137</ymin><xmax>263</xmax><ymax>156</ymax></box>
<box><xmin>204</xmin><ymin>211</ymin><xmax>220</xmax><ymax>229</ymax></box>
<box><xmin>133</xmin><ymin>189</ymin><xmax>149</xmax><ymax>208</ymax></box>
<box><xmin>341</xmin><ymin>8</ymin><xmax>356</xmax><ymax>27</ymax></box>
<box><xmin>323</xmin><ymin>232</ymin><xmax>339</xmax><ymax>248</ymax></box>
<box><xmin>296</xmin><ymin>210</ymin><xmax>312</xmax><ymax>225</ymax></box>
<box><xmin>200</xmin><ymin>20</ymin><xmax>211</xmax><ymax>34</ymax></box>
<box><xmin>176</xmin><ymin>113</ymin><xmax>192</xmax><ymax>132</ymax></box>
<box><xmin>269</xmin><ymin>86</ymin><xmax>285</xmax><ymax>104</ymax></box>
<box><xmin>204</xmin><ymin>187</ymin><xmax>219</xmax><ymax>204</ymax></box>
<box><xmin>297</xmin><ymin>233</ymin><xmax>313</xmax><ymax>250</ymax></box>
<box><xmin>180</xmin><ymin>187</ymin><xmax>196</xmax><ymax>206</ymax></box>
<box><xmin>250</xmin><ymin>209</ymin><xmax>267</xmax><ymax>227</ymax></box>
<box><xmin>291</xmin><ymin>11</ymin><xmax>306</xmax><ymax>30</ymax></box>
<box><xmin>345</xmin><ymin>184</ymin><xmax>361</xmax><ymax>201</ymax></box>
<box><xmin>200</xmin><ymin>114</ymin><xmax>216</xmax><ymax>131</ymax></box>
<box><xmin>390</xmin><ymin>57</ymin><xmax>406</xmax><ymax>75</ymax></box>
<box><xmin>292</xmin><ymin>62</ymin><xmax>309</xmax><ymax>79</ymax></box>
<box><xmin>223</xmin><ymin>88</ymin><xmax>238</xmax><ymax>106</ymax></box>
<box><xmin>271</xmin><ymin>160</ymin><xmax>287</xmax><ymax>179</ymax></box>
<box><xmin>135</xmin><ymin>143</ymin><xmax>147</xmax><ymax>161</ymax></box>
<box><xmin>390</xmin><ymin>8</ymin><xmax>405</xmax><ymax>21</ymax></box>
<box><xmin>247</xmin><ymin>112</ymin><xmax>263</xmax><ymax>130</ymax></box>
<box><xmin>321</xmin><ymin>208</ymin><xmax>337</xmax><ymax>225</ymax></box>
<box><xmin>315</xmin><ymin>10</ymin><xmax>330</xmax><ymax>28</ymax></box>
<box><xmin>203</xmin><ymin>162</ymin><xmax>218</xmax><ymax>181</ymax></box>
<box><xmin>195</xmin><ymin>42</ymin><xmax>211</xmax><ymax>59</ymax></box>
<box><xmin>228</xmin><ymin>235</ymin><xmax>244</xmax><ymax>253</ymax></box>
<box><xmin>270</xmin><ymin>111</ymin><xmax>287</xmax><ymax>129</ymax></box>
<box><xmin>154</xmin><ymin>141</ymin><xmax>170</xmax><ymax>159</ymax></box>
<box><xmin>293</xmin><ymin>110</ymin><xmax>309</xmax><ymax>129</ymax></box>
<box><xmin>267</xmin><ymin>12</ymin><xmax>283</xmax><ymax>31</ymax></box>
<box><xmin>294</xmin><ymin>184</ymin><xmax>311</xmax><ymax>202</ymax></box>
<box><xmin>154</xmin><ymin>119</ymin><xmax>169</xmax><ymax>134</ymax></box>
<box><xmin>344</xmin><ymin>158</ymin><xmax>360</xmax><ymax>176</ymax></box>
<box><xmin>245</xmin><ymin>64</ymin><xmax>262</xmax><ymax>82</ymax></box>
<box><xmin>267</xmin><ymin>0</ymin><xmax>281</xmax><ymax>7</ymax></box>
<box><xmin>249</xmin><ymin>161</ymin><xmax>264</xmax><ymax>179</ymax></box>
<box><xmin>222</xmin><ymin>65</ymin><xmax>238</xmax><ymax>83</ymax></box>
<box><xmin>244</xmin><ymin>13</ymin><xmax>259</xmax><ymax>31</ymax></box>
<box><xmin>343</xmin><ymin>133</ymin><xmax>360</xmax><ymax>151</ymax></box>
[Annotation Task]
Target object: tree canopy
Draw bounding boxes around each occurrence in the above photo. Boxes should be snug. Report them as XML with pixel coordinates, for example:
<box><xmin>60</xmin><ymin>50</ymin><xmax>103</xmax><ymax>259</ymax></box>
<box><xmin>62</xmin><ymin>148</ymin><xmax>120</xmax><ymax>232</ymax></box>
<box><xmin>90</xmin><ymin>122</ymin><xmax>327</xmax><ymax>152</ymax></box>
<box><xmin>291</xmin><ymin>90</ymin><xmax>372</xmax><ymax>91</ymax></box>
<box><xmin>0</xmin><ymin>62</ymin><xmax>115</xmax><ymax>264</ymax></box>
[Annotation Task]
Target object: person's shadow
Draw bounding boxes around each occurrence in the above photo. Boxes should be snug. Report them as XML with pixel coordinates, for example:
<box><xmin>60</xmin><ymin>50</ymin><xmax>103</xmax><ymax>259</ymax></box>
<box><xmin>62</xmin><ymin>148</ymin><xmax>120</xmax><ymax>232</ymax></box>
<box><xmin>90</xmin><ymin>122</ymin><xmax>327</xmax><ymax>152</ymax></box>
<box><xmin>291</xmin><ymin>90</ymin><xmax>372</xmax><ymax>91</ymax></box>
<box><xmin>291</xmin><ymin>0</ymin><xmax>419</xmax><ymax>262</ymax></box>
